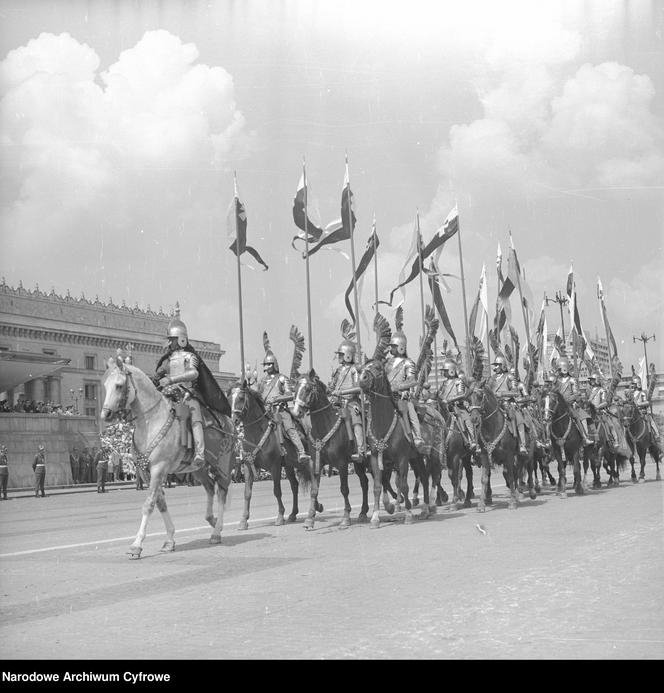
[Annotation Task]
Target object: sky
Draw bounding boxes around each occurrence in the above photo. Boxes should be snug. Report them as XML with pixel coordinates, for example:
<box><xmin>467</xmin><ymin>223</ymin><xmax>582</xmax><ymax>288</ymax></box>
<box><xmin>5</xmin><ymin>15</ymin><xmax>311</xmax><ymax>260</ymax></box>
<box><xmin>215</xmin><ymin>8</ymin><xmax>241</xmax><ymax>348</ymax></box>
<box><xmin>1</xmin><ymin>0</ymin><xmax>663</xmax><ymax>380</ymax></box>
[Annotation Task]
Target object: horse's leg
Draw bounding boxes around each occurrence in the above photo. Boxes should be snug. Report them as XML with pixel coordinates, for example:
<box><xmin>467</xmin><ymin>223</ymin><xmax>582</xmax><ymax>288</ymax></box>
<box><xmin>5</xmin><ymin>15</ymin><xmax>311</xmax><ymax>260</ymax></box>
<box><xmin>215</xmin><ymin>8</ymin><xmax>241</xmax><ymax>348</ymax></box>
<box><xmin>630</xmin><ymin>449</ymin><xmax>637</xmax><ymax>482</ymax></box>
<box><xmin>339</xmin><ymin>463</ymin><xmax>352</xmax><ymax>529</ymax></box>
<box><xmin>412</xmin><ymin>475</ymin><xmax>420</xmax><ymax>506</ymax></box>
<box><xmin>526</xmin><ymin>452</ymin><xmax>537</xmax><ymax>500</ymax></box>
<box><xmin>556</xmin><ymin>448</ymin><xmax>567</xmax><ymax>498</ymax></box>
<box><xmin>284</xmin><ymin>464</ymin><xmax>299</xmax><ymax>523</ymax></box>
<box><xmin>209</xmin><ymin>482</ymin><xmax>228</xmax><ymax>544</ymax></box>
<box><xmin>354</xmin><ymin>462</ymin><xmax>370</xmax><ymax>522</ymax></box>
<box><xmin>476</xmin><ymin>454</ymin><xmax>490</xmax><ymax>512</ymax></box>
<box><xmin>417</xmin><ymin>458</ymin><xmax>431</xmax><ymax>520</ymax></box>
<box><xmin>448</xmin><ymin>456</ymin><xmax>461</xmax><ymax>509</ymax></box>
<box><xmin>128</xmin><ymin>462</ymin><xmax>169</xmax><ymax>559</ymax></box>
<box><xmin>238</xmin><ymin>463</ymin><xmax>254</xmax><ymax>530</ymax></box>
<box><xmin>382</xmin><ymin>469</ymin><xmax>396</xmax><ymax>515</ymax></box>
<box><xmin>399</xmin><ymin>462</ymin><xmax>414</xmax><ymax>525</ymax></box>
<box><xmin>464</xmin><ymin>457</ymin><xmax>475</xmax><ymax>506</ymax></box>
<box><xmin>573</xmin><ymin>449</ymin><xmax>584</xmax><ymax>495</ymax></box>
<box><xmin>502</xmin><ymin>455</ymin><xmax>519</xmax><ymax>510</ymax></box>
<box><xmin>303</xmin><ymin>458</ymin><xmax>321</xmax><ymax>531</ymax></box>
<box><xmin>370</xmin><ymin>456</ymin><xmax>383</xmax><ymax>528</ymax></box>
<box><xmin>155</xmin><ymin>485</ymin><xmax>177</xmax><ymax>552</ymax></box>
<box><xmin>272</xmin><ymin>461</ymin><xmax>286</xmax><ymax>526</ymax></box>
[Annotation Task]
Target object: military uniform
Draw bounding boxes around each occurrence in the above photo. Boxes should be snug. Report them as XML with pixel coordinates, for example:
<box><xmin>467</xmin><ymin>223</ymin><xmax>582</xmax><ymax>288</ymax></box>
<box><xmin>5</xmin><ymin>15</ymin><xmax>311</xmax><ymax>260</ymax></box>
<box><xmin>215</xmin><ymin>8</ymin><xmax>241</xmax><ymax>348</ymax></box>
<box><xmin>32</xmin><ymin>445</ymin><xmax>46</xmax><ymax>498</ymax></box>
<box><xmin>437</xmin><ymin>360</ymin><xmax>479</xmax><ymax>452</ymax></box>
<box><xmin>328</xmin><ymin>338</ymin><xmax>365</xmax><ymax>460</ymax></box>
<box><xmin>487</xmin><ymin>357</ymin><xmax>528</xmax><ymax>453</ymax></box>
<box><xmin>0</xmin><ymin>445</ymin><xmax>8</xmax><ymax>500</ymax></box>
<box><xmin>69</xmin><ymin>447</ymin><xmax>80</xmax><ymax>485</ymax></box>
<box><xmin>555</xmin><ymin>358</ymin><xmax>593</xmax><ymax>445</ymax></box>
<box><xmin>95</xmin><ymin>448</ymin><xmax>108</xmax><ymax>493</ymax></box>
<box><xmin>385</xmin><ymin>325</ymin><xmax>425</xmax><ymax>451</ymax></box>
<box><xmin>256</xmin><ymin>336</ymin><xmax>309</xmax><ymax>461</ymax></box>
<box><xmin>587</xmin><ymin>374</ymin><xmax>615</xmax><ymax>445</ymax></box>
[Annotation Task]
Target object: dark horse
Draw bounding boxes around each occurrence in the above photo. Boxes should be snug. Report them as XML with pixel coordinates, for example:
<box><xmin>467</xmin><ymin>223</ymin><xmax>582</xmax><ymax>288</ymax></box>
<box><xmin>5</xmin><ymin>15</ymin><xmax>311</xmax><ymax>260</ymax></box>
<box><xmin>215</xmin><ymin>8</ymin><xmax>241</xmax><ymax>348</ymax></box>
<box><xmin>542</xmin><ymin>389</ymin><xmax>589</xmax><ymax>497</ymax></box>
<box><xmin>621</xmin><ymin>400</ymin><xmax>662</xmax><ymax>482</ymax></box>
<box><xmin>586</xmin><ymin>403</ymin><xmax>628</xmax><ymax>488</ymax></box>
<box><xmin>291</xmin><ymin>370</ymin><xmax>373</xmax><ymax>529</ymax></box>
<box><xmin>468</xmin><ymin>384</ymin><xmax>532</xmax><ymax>510</ymax></box>
<box><xmin>229</xmin><ymin>382</ymin><xmax>313</xmax><ymax>529</ymax></box>
<box><xmin>435</xmin><ymin>401</ymin><xmax>475</xmax><ymax>510</ymax></box>
<box><xmin>357</xmin><ymin>358</ymin><xmax>429</xmax><ymax>527</ymax></box>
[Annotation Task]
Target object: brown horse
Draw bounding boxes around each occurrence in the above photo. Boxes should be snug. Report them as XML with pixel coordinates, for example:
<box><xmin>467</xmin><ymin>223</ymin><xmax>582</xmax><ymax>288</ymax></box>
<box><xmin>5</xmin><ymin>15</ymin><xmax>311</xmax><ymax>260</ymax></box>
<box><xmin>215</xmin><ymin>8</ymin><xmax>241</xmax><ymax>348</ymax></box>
<box><xmin>357</xmin><ymin>358</ymin><xmax>429</xmax><ymax>527</ymax></box>
<box><xmin>100</xmin><ymin>356</ymin><xmax>236</xmax><ymax>558</ymax></box>
<box><xmin>291</xmin><ymin>369</ymin><xmax>371</xmax><ymax>529</ymax></box>
<box><xmin>435</xmin><ymin>400</ymin><xmax>475</xmax><ymax>509</ymax></box>
<box><xmin>620</xmin><ymin>400</ymin><xmax>662</xmax><ymax>482</ymax></box>
<box><xmin>542</xmin><ymin>389</ymin><xmax>588</xmax><ymax>497</ymax></box>
<box><xmin>467</xmin><ymin>384</ymin><xmax>525</xmax><ymax>510</ymax></box>
<box><xmin>229</xmin><ymin>382</ymin><xmax>312</xmax><ymax>529</ymax></box>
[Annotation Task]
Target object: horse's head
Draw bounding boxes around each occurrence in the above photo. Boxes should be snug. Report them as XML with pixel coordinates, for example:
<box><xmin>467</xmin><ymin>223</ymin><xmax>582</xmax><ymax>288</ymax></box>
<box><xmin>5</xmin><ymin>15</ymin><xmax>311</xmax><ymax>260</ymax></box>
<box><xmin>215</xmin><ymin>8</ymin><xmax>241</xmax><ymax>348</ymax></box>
<box><xmin>292</xmin><ymin>369</ymin><xmax>325</xmax><ymax>418</ymax></box>
<box><xmin>467</xmin><ymin>383</ymin><xmax>492</xmax><ymax>426</ymax></box>
<box><xmin>542</xmin><ymin>389</ymin><xmax>567</xmax><ymax>424</ymax></box>
<box><xmin>100</xmin><ymin>354</ymin><xmax>135</xmax><ymax>422</ymax></box>
<box><xmin>357</xmin><ymin>358</ymin><xmax>389</xmax><ymax>397</ymax></box>
<box><xmin>229</xmin><ymin>381</ymin><xmax>263</xmax><ymax>426</ymax></box>
<box><xmin>620</xmin><ymin>399</ymin><xmax>638</xmax><ymax>427</ymax></box>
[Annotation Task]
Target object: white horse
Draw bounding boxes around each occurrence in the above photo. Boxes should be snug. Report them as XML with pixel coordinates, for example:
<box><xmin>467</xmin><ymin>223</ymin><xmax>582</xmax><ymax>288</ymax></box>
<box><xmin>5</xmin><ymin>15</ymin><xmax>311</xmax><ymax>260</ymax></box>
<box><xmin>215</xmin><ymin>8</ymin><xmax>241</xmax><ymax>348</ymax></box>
<box><xmin>100</xmin><ymin>354</ymin><xmax>236</xmax><ymax>559</ymax></box>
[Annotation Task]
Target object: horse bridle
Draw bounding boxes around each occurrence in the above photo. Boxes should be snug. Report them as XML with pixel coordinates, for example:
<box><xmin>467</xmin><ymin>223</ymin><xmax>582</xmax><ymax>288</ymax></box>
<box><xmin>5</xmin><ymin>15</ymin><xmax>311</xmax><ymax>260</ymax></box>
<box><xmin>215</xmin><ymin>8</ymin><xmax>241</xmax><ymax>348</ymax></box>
<box><xmin>231</xmin><ymin>386</ymin><xmax>269</xmax><ymax>428</ymax></box>
<box><xmin>622</xmin><ymin>403</ymin><xmax>647</xmax><ymax>442</ymax></box>
<box><xmin>293</xmin><ymin>379</ymin><xmax>332</xmax><ymax>416</ymax></box>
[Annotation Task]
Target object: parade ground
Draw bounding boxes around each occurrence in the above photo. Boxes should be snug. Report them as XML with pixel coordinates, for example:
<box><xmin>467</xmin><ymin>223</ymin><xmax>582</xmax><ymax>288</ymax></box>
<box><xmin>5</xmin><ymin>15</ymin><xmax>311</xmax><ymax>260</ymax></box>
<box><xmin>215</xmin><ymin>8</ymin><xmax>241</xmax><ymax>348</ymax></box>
<box><xmin>1</xmin><ymin>464</ymin><xmax>663</xmax><ymax>661</ymax></box>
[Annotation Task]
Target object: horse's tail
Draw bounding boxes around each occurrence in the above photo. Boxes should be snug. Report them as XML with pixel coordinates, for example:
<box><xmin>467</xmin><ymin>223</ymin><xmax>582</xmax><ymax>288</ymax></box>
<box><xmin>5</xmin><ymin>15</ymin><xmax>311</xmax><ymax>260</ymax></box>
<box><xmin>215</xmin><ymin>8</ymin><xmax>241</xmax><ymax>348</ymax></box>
<box><xmin>297</xmin><ymin>457</ymin><xmax>313</xmax><ymax>489</ymax></box>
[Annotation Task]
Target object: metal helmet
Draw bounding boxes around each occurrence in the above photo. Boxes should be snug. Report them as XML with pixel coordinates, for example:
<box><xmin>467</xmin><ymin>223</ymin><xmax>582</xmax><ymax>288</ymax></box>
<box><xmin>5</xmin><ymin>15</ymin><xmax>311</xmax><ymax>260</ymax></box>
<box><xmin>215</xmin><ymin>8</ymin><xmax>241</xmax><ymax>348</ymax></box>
<box><xmin>631</xmin><ymin>376</ymin><xmax>642</xmax><ymax>389</ymax></box>
<box><xmin>263</xmin><ymin>351</ymin><xmax>279</xmax><ymax>372</ymax></box>
<box><xmin>167</xmin><ymin>314</ymin><xmax>189</xmax><ymax>348</ymax></box>
<box><xmin>545</xmin><ymin>372</ymin><xmax>557</xmax><ymax>384</ymax></box>
<box><xmin>336</xmin><ymin>339</ymin><xmax>356</xmax><ymax>364</ymax></box>
<box><xmin>557</xmin><ymin>357</ymin><xmax>570</xmax><ymax>375</ymax></box>
<box><xmin>442</xmin><ymin>359</ymin><xmax>457</xmax><ymax>377</ymax></box>
<box><xmin>589</xmin><ymin>371</ymin><xmax>601</xmax><ymax>383</ymax></box>
<box><xmin>390</xmin><ymin>331</ymin><xmax>407</xmax><ymax>356</ymax></box>
<box><xmin>492</xmin><ymin>355</ymin><xmax>507</xmax><ymax>373</ymax></box>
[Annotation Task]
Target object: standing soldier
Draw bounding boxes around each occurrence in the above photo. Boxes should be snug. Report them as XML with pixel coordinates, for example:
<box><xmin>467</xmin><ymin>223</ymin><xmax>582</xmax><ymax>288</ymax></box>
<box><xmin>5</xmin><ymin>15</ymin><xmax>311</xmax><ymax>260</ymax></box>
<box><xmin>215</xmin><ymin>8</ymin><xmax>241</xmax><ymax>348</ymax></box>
<box><xmin>328</xmin><ymin>336</ymin><xmax>365</xmax><ymax>461</ymax></box>
<box><xmin>0</xmin><ymin>443</ymin><xmax>8</xmax><ymax>500</ymax></box>
<box><xmin>385</xmin><ymin>312</ymin><xmax>425</xmax><ymax>452</ymax></box>
<box><xmin>32</xmin><ymin>444</ymin><xmax>46</xmax><ymax>498</ymax></box>
<box><xmin>255</xmin><ymin>332</ymin><xmax>309</xmax><ymax>463</ymax></box>
<box><xmin>80</xmin><ymin>447</ymin><xmax>91</xmax><ymax>484</ymax></box>
<box><xmin>69</xmin><ymin>446</ymin><xmax>80</xmax><ymax>485</ymax></box>
<box><xmin>95</xmin><ymin>446</ymin><xmax>108</xmax><ymax>493</ymax></box>
<box><xmin>555</xmin><ymin>357</ymin><xmax>593</xmax><ymax>445</ymax></box>
<box><xmin>436</xmin><ymin>358</ymin><xmax>479</xmax><ymax>453</ymax></box>
<box><xmin>487</xmin><ymin>356</ymin><xmax>528</xmax><ymax>454</ymax></box>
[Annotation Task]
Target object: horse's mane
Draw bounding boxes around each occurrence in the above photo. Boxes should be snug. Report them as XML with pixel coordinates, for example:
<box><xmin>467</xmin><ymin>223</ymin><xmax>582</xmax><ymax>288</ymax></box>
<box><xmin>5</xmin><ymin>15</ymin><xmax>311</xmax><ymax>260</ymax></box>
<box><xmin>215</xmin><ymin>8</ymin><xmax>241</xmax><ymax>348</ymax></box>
<box><xmin>230</xmin><ymin>381</ymin><xmax>267</xmax><ymax>414</ymax></box>
<box><xmin>362</xmin><ymin>357</ymin><xmax>394</xmax><ymax>397</ymax></box>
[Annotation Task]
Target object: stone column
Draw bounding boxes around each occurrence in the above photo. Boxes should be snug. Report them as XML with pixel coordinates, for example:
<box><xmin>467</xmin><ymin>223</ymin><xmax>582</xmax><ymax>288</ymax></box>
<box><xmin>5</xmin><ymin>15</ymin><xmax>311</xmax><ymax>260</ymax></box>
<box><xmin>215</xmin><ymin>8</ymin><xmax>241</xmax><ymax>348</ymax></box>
<box><xmin>31</xmin><ymin>378</ymin><xmax>45</xmax><ymax>403</ymax></box>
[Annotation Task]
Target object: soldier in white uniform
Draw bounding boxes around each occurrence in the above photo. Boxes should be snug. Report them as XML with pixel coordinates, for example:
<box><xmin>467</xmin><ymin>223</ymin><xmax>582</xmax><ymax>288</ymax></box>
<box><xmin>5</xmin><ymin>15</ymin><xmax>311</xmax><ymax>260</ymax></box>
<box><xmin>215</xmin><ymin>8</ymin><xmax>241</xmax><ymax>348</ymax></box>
<box><xmin>555</xmin><ymin>357</ymin><xmax>593</xmax><ymax>445</ymax></box>
<box><xmin>385</xmin><ymin>327</ymin><xmax>425</xmax><ymax>452</ymax></box>
<box><xmin>436</xmin><ymin>358</ymin><xmax>479</xmax><ymax>453</ymax></box>
<box><xmin>256</xmin><ymin>338</ymin><xmax>309</xmax><ymax>463</ymax></box>
<box><xmin>328</xmin><ymin>338</ymin><xmax>365</xmax><ymax>461</ymax></box>
<box><xmin>155</xmin><ymin>315</ymin><xmax>206</xmax><ymax>470</ymax></box>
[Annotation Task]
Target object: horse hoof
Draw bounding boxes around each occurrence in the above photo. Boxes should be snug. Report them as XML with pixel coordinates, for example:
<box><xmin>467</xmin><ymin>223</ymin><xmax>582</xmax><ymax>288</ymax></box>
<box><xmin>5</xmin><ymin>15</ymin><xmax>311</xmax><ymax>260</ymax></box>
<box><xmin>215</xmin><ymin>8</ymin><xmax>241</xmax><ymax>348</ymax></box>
<box><xmin>657</xmin><ymin>472</ymin><xmax>661</xmax><ymax>481</ymax></box>
<box><xmin>160</xmin><ymin>541</ymin><xmax>175</xmax><ymax>553</ymax></box>
<box><xmin>287</xmin><ymin>514</ymin><xmax>298</xmax><ymax>523</ymax></box>
<box><xmin>209</xmin><ymin>535</ymin><xmax>221</xmax><ymax>545</ymax></box>
<box><xmin>370</xmin><ymin>521</ymin><xmax>380</xmax><ymax>529</ymax></box>
<box><xmin>303</xmin><ymin>519</ymin><xmax>315</xmax><ymax>530</ymax></box>
<box><xmin>275</xmin><ymin>516</ymin><xmax>285</xmax><ymax>526</ymax></box>
<box><xmin>357</xmin><ymin>513</ymin><xmax>369</xmax><ymax>523</ymax></box>
<box><xmin>339</xmin><ymin>517</ymin><xmax>351</xmax><ymax>529</ymax></box>
<box><xmin>559</xmin><ymin>491</ymin><xmax>567</xmax><ymax>499</ymax></box>
<box><xmin>315</xmin><ymin>502</ymin><xmax>324</xmax><ymax>513</ymax></box>
<box><xmin>463</xmin><ymin>499</ymin><xmax>472</xmax><ymax>509</ymax></box>
<box><xmin>428</xmin><ymin>504</ymin><xmax>437</xmax><ymax>515</ymax></box>
<box><xmin>419</xmin><ymin>508</ymin><xmax>429</xmax><ymax>521</ymax></box>
<box><xmin>404</xmin><ymin>513</ymin><xmax>414</xmax><ymax>525</ymax></box>
<box><xmin>476</xmin><ymin>505</ymin><xmax>486</xmax><ymax>513</ymax></box>
<box><xmin>127</xmin><ymin>547</ymin><xmax>142</xmax><ymax>559</ymax></box>
<box><xmin>238</xmin><ymin>520</ymin><xmax>249</xmax><ymax>531</ymax></box>
<box><xmin>508</xmin><ymin>502</ymin><xmax>517</xmax><ymax>510</ymax></box>
<box><xmin>412</xmin><ymin>497</ymin><xmax>420</xmax><ymax>507</ymax></box>
<box><xmin>529</xmin><ymin>490</ymin><xmax>537</xmax><ymax>500</ymax></box>
<box><xmin>384</xmin><ymin>502</ymin><xmax>395</xmax><ymax>515</ymax></box>
<box><xmin>440</xmin><ymin>491</ymin><xmax>449</xmax><ymax>503</ymax></box>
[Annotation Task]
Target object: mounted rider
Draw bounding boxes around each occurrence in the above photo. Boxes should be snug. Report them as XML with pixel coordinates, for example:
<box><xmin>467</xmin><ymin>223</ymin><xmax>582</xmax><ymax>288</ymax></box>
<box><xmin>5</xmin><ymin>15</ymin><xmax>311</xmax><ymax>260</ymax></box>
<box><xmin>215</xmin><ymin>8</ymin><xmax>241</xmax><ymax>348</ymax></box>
<box><xmin>436</xmin><ymin>357</ymin><xmax>479</xmax><ymax>454</ymax></box>
<box><xmin>629</xmin><ymin>375</ymin><xmax>661</xmax><ymax>447</ymax></box>
<box><xmin>255</xmin><ymin>333</ymin><xmax>309</xmax><ymax>463</ymax></box>
<box><xmin>154</xmin><ymin>312</ymin><xmax>230</xmax><ymax>470</ymax></box>
<box><xmin>487</xmin><ymin>355</ymin><xmax>528</xmax><ymax>454</ymax></box>
<box><xmin>509</xmin><ymin>368</ymin><xmax>548</xmax><ymax>450</ymax></box>
<box><xmin>385</xmin><ymin>320</ymin><xmax>426</xmax><ymax>453</ymax></box>
<box><xmin>586</xmin><ymin>371</ymin><xmax>616</xmax><ymax>446</ymax></box>
<box><xmin>328</xmin><ymin>336</ymin><xmax>366</xmax><ymax>462</ymax></box>
<box><xmin>555</xmin><ymin>357</ymin><xmax>593</xmax><ymax>445</ymax></box>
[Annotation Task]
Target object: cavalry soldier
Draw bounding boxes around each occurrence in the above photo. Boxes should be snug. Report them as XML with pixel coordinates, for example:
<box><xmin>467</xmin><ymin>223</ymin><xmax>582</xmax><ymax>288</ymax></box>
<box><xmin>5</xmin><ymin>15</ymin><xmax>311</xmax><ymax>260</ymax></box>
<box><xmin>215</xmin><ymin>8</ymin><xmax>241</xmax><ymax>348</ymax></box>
<box><xmin>629</xmin><ymin>375</ymin><xmax>661</xmax><ymax>447</ymax></box>
<box><xmin>154</xmin><ymin>313</ymin><xmax>230</xmax><ymax>471</ymax></box>
<box><xmin>487</xmin><ymin>355</ymin><xmax>528</xmax><ymax>454</ymax></box>
<box><xmin>385</xmin><ymin>327</ymin><xmax>425</xmax><ymax>452</ymax></box>
<box><xmin>0</xmin><ymin>443</ymin><xmax>8</xmax><ymax>500</ymax></box>
<box><xmin>587</xmin><ymin>371</ymin><xmax>615</xmax><ymax>446</ymax></box>
<box><xmin>328</xmin><ymin>338</ymin><xmax>366</xmax><ymax>461</ymax></box>
<box><xmin>436</xmin><ymin>358</ymin><xmax>479</xmax><ymax>453</ymax></box>
<box><xmin>32</xmin><ymin>444</ymin><xmax>46</xmax><ymax>498</ymax></box>
<box><xmin>256</xmin><ymin>337</ymin><xmax>309</xmax><ymax>462</ymax></box>
<box><xmin>555</xmin><ymin>357</ymin><xmax>593</xmax><ymax>445</ymax></box>
<box><xmin>509</xmin><ymin>369</ymin><xmax>548</xmax><ymax>450</ymax></box>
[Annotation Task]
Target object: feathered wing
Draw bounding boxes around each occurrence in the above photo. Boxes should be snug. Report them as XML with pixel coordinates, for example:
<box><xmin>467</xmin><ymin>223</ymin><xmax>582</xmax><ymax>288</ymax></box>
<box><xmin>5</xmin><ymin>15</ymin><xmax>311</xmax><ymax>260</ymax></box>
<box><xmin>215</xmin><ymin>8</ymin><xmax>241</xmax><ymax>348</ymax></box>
<box><xmin>606</xmin><ymin>359</ymin><xmax>623</xmax><ymax>403</ymax></box>
<box><xmin>469</xmin><ymin>335</ymin><xmax>485</xmax><ymax>383</ymax></box>
<box><xmin>395</xmin><ymin>305</ymin><xmax>404</xmax><ymax>333</ymax></box>
<box><xmin>289</xmin><ymin>325</ymin><xmax>305</xmax><ymax>380</ymax></box>
<box><xmin>340</xmin><ymin>318</ymin><xmax>356</xmax><ymax>341</ymax></box>
<box><xmin>553</xmin><ymin>333</ymin><xmax>566</xmax><ymax>357</ymax></box>
<box><xmin>509</xmin><ymin>326</ymin><xmax>520</xmax><ymax>380</ymax></box>
<box><xmin>263</xmin><ymin>331</ymin><xmax>271</xmax><ymax>354</ymax></box>
<box><xmin>415</xmin><ymin>305</ymin><xmax>439</xmax><ymax>392</ymax></box>
<box><xmin>373</xmin><ymin>312</ymin><xmax>392</xmax><ymax>361</ymax></box>
<box><xmin>647</xmin><ymin>363</ymin><xmax>657</xmax><ymax>400</ymax></box>
<box><xmin>488</xmin><ymin>329</ymin><xmax>504</xmax><ymax>363</ymax></box>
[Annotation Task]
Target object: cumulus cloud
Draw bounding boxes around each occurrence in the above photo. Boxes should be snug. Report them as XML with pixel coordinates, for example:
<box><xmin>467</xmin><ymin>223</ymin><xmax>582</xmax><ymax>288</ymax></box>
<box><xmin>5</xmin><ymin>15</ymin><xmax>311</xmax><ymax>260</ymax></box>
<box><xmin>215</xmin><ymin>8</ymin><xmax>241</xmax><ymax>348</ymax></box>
<box><xmin>0</xmin><ymin>30</ymin><xmax>250</xmax><ymax>288</ymax></box>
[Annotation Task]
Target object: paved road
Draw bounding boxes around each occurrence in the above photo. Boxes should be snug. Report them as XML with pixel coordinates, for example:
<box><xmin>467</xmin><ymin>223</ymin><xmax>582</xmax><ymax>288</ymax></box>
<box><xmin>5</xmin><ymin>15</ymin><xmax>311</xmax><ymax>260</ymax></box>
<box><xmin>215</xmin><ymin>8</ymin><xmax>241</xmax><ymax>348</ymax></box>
<box><xmin>1</xmin><ymin>464</ymin><xmax>663</xmax><ymax>660</ymax></box>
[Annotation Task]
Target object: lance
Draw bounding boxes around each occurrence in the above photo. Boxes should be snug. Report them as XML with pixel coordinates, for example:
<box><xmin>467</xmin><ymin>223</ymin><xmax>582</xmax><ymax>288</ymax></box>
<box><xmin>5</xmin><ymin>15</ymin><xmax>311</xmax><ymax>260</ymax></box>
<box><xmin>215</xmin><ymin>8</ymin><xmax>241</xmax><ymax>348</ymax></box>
<box><xmin>597</xmin><ymin>278</ymin><xmax>615</xmax><ymax>382</ymax></box>
<box><xmin>372</xmin><ymin>212</ymin><xmax>379</xmax><ymax>321</ymax></box>
<box><xmin>233</xmin><ymin>171</ymin><xmax>246</xmax><ymax>383</ymax></box>
<box><xmin>416</xmin><ymin>210</ymin><xmax>427</xmax><ymax>342</ymax></box>
<box><xmin>302</xmin><ymin>158</ymin><xmax>314</xmax><ymax>371</ymax></box>
<box><xmin>456</xmin><ymin>205</ymin><xmax>471</xmax><ymax>374</ymax></box>
<box><xmin>510</xmin><ymin>234</ymin><xmax>536</xmax><ymax>385</ymax></box>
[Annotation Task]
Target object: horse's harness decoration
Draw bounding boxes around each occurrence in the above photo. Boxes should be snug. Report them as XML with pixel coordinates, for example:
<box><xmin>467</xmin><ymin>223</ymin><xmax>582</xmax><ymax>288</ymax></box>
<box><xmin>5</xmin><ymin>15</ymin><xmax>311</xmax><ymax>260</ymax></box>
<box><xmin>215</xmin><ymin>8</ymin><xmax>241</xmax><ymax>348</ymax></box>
<box><xmin>545</xmin><ymin>393</ymin><xmax>573</xmax><ymax>462</ymax></box>
<box><xmin>470</xmin><ymin>391</ymin><xmax>508</xmax><ymax>464</ymax></box>
<box><xmin>307</xmin><ymin>402</ymin><xmax>343</xmax><ymax>475</ymax></box>
<box><xmin>231</xmin><ymin>388</ymin><xmax>276</xmax><ymax>479</ymax></box>
<box><xmin>623</xmin><ymin>405</ymin><xmax>648</xmax><ymax>445</ymax></box>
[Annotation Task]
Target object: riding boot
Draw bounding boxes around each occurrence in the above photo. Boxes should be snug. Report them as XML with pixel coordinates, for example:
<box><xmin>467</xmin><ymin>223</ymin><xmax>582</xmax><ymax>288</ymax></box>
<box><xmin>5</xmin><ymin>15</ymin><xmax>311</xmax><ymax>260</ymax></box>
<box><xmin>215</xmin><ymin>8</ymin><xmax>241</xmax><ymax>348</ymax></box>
<box><xmin>580</xmin><ymin>418</ymin><xmax>593</xmax><ymax>446</ymax></box>
<box><xmin>191</xmin><ymin>421</ymin><xmax>206</xmax><ymax>470</ymax></box>
<box><xmin>465</xmin><ymin>421</ymin><xmax>480</xmax><ymax>454</ymax></box>
<box><xmin>517</xmin><ymin>424</ymin><xmax>528</xmax><ymax>454</ymax></box>
<box><xmin>353</xmin><ymin>423</ymin><xmax>366</xmax><ymax>461</ymax></box>
<box><xmin>286</xmin><ymin>426</ymin><xmax>310</xmax><ymax>463</ymax></box>
<box><xmin>344</xmin><ymin>415</ymin><xmax>358</xmax><ymax>460</ymax></box>
<box><xmin>408</xmin><ymin>402</ymin><xmax>426</xmax><ymax>453</ymax></box>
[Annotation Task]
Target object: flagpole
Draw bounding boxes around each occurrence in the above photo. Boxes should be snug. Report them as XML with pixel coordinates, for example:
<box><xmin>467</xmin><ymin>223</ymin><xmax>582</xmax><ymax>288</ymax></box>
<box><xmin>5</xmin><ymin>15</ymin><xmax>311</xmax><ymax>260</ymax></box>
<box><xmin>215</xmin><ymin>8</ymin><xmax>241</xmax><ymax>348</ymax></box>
<box><xmin>456</xmin><ymin>205</ymin><xmax>471</xmax><ymax>373</ymax></box>
<box><xmin>346</xmin><ymin>154</ymin><xmax>363</xmax><ymax>360</ymax></box>
<box><xmin>416</xmin><ymin>210</ymin><xmax>426</xmax><ymax>342</ymax></box>
<box><xmin>302</xmin><ymin>158</ymin><xmax>314</xmax><ymax>371</ymax></box>
<box><xmin>597</xmin><ymin>278</ymin><xmax>614</xmax><ymax>381</ymax></box>
<box><xmin>511</xmin><ymin>234</ymin><xmax>536</xmax><ymax>385</ymax></box>
<box><xmin>372</xmin><ymin>212</ymin><xmax>379</xmax><ymax>320</ymax></box>
<box><xmin>233</xmin><ymin>171</ymin><xmax>246</xmax><ymax>382</ymax></box>
<box><xmin>570</xmin><ymin>262</ymin><xmax>579</xmax><ymax>378</ymax></box>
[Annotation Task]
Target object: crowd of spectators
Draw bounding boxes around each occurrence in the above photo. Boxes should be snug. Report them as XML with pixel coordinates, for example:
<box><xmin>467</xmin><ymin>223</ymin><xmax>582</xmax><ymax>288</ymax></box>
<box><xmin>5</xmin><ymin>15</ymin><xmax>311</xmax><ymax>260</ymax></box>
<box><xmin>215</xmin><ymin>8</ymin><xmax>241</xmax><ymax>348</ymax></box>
<box><xmin>0</xmin><ymin>399</ymin><xmax>83</xmax><ymax>415</ymax></box>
